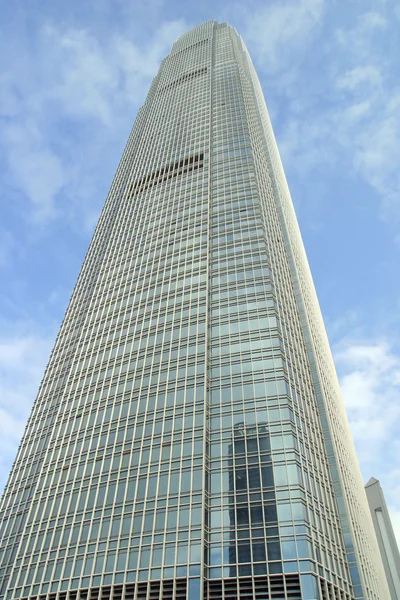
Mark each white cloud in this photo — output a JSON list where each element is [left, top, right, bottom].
[[334, 13, 400, 215], [0, 18, 188, 225], [334, 339, 400, 545], [45, 26, 120, 126], [0, 331, 54, 491], [0, 15, 191, 492], [277, 117, 332, 176], [277, 8, 400, 222], [351, 92, 400, 218], [281, 85, 400, 221], [336, 65, 382, 91], [41, 19, 188, 125], [335, 341, 400, 439], [360, 11, 387, 30], [2, 120, 67, 221], [242, 0, 325, 72], [341, 99, 372, 122], [336, 10, 387, 50]]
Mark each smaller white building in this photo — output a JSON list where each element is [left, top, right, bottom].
[[365, 478, 400, 600]]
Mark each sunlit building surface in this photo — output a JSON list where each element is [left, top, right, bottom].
[[0, 21, 389, 600], [365, 478, 400, 600]]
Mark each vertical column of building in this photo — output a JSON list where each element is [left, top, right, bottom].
[[0, 22, 213, 600], [0, 51, 163, 600], [207, 23, 300, 599], [226, 27, 362, 600], [232, 30, 389, 600], [258, 44, 386, 600], [129, 22, 212, 599], [0, 19, 391, 600], [0, 88, 153, 599]]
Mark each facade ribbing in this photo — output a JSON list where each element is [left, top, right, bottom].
[[0, 21, 389, 600]]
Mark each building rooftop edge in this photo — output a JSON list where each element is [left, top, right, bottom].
[[365, 477, 380, 488]]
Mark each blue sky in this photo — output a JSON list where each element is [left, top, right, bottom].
[[1, 0, 400, 544]]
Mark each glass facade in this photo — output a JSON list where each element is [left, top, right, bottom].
[[0, 20, 389, 600]]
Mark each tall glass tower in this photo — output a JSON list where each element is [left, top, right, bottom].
[[0, 21, 389, 600]]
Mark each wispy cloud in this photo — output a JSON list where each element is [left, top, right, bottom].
[[0, 0, 399, 558], [333, 10, 400, 220], [336, 10, 388, 49], [336, 65, 382, 91], [334, 337, 400, 545], [242, 0, 325, 72], [268, 5, 400, 224], [0, 18, 188, 227], [0, 12, 190, 492], [2, 119, 67, 221], [0, 330, 54, 490], [40, 20, 187, 126]]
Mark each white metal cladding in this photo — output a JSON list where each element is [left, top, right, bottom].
[[0, 20, 389, 600]]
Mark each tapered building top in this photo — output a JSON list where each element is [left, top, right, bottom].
[[0, 21, 389, 600]]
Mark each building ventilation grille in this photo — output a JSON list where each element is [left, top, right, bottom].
[[170, 39, 208, 57], [19, 579, 187, 600], [128, 153, 204, 198], [159, 67, 207, 92], [14, 574, 353, 600], [205, 574, 302, 599]]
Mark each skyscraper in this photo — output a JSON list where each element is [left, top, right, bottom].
[[0, 20, 389, 600], [365, 478, 400, 600]]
